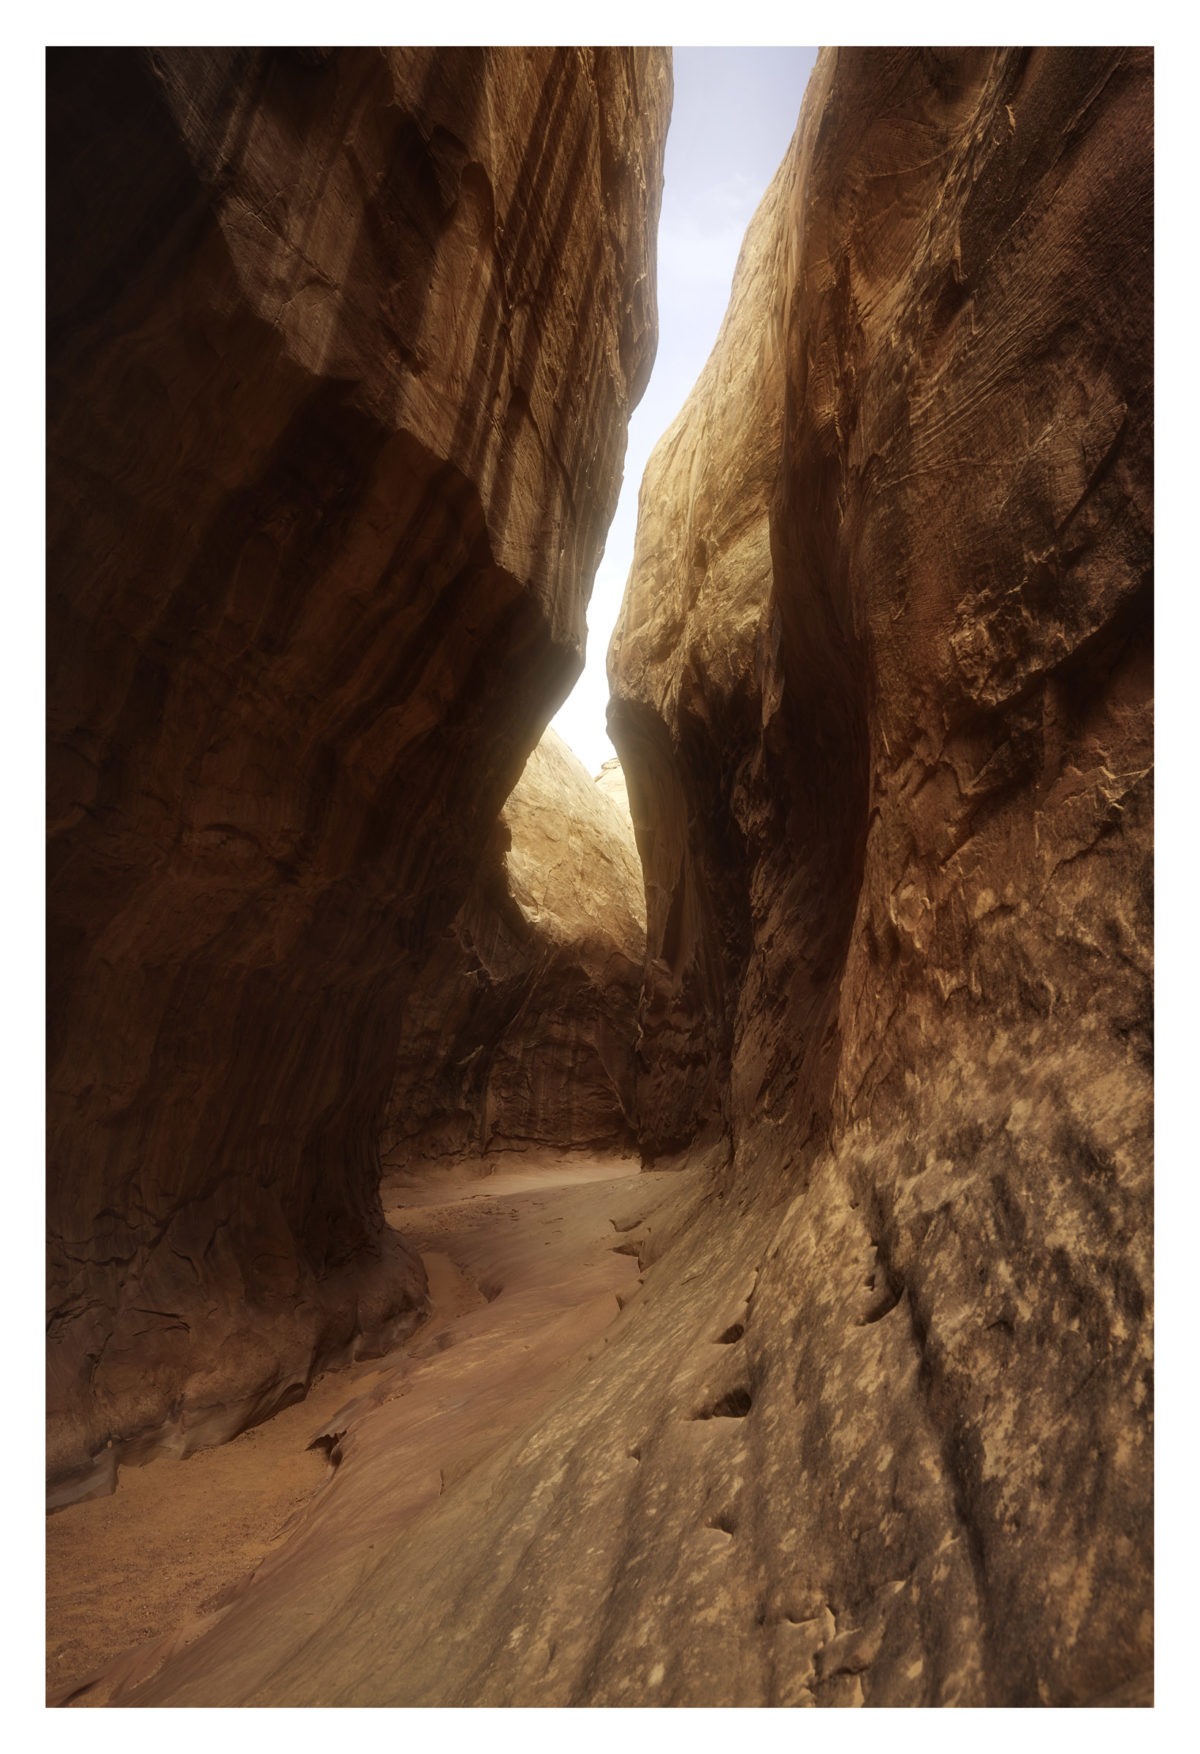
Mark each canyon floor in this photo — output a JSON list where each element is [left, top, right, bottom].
[[46, 1148, 669, 1707]]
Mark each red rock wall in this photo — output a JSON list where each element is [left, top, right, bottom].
[[47, 47, 669, 1501], [382, 730, 646, 1161], [45, 46, 1153, 1709], [603, 45, 1152, 1702]]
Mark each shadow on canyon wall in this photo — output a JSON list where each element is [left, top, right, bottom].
[[46, 45, 1151, 1707]]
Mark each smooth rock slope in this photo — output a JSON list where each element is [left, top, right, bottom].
[[47, 46, 670, 1504]]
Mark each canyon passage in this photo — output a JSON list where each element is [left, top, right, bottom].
[[46, 46, 1152, 1707]]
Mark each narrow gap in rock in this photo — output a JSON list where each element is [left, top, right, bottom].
[[44, 40, 1152, 1710]]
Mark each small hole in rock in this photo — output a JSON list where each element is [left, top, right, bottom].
[[306, 1429, 346, 1469], [694, 1386, 752, 1420], [860, 1285, 901, 1324], [716, 1322, 745, 1345]]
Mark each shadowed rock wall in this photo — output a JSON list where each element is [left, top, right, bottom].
[[47, 46, 670, 1502], [382, 729, 646, 1159]]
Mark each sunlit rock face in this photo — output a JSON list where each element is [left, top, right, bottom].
[[46, 46, 670, 1504], [383, 729, 646, 1159], [604, 46, 1153, 1704], [607, 137, 792, 1161]]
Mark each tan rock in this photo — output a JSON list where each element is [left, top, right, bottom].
[[608, 45, 1153, 1705], [382, 727, 646, 1159], [608, 120, 792, 1158], [48, 46, 1153, 1711], [46, 46, 670, 1504], [595, 755, 634, 821]]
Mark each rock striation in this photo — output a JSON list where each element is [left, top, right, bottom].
[[50, 47, 1152, 1711], [46, 46, 670, 1503], [606, 45, 1154, 1704], [382, 729, 646, 1160]]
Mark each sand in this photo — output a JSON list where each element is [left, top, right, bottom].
[[45, 1150, 642, 1705]]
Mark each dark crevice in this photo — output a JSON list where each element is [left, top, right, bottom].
[[694, 1386, 752, 1421], [306, 1428, 347, 1470]]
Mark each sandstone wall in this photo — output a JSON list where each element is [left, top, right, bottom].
[[46, 46, 669, 1501], [604, 45, 1153, 1703], [608, 145, 793, 1159], [49, 47, 1152, 1709], [382, 729, 646, 1159]]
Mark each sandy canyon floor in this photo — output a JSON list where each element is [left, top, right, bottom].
[[46, 1149, 663, 1706]]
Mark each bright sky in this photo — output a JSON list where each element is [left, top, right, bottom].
[[551, 45, 819, 775]]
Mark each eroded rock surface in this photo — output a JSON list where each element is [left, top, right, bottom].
[[607, 45, 1153, 1704], [382, 729, 646, 1160], [46, 46, 669, 1503], [51, 46, 1152, 1710]]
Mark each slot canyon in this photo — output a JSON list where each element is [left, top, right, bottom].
[[46, 45, 1152, 1708]]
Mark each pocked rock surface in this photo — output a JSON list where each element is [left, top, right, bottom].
[[608, 45, 1152, 1704]]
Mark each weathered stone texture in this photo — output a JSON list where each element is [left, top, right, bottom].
[[608, 141, 793, 1159], [382, 728, 646, 1159], [607, 45, 1153, 1704], [52, 46, 1152, 1711], [46, 46, 669, 1502]]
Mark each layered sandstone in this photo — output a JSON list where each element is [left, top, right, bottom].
[[382, 729, 646, 1160], [46, 46, 670, 1503], [607, 45, 1153, 1703], [54, 47, 1151, 1711]]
